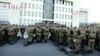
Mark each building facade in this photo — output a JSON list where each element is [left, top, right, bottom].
[[20, 0, 44, 25], [53, 0, 73, 27], [0, 1, 10, 24], [0, 0, 82, 27], [79, 8, 88, 27]]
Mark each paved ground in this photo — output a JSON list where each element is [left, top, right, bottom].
[[0, 39, 100, 56]]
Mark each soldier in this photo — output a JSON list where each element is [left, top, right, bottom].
[[7, 26, 15, 45], [58, 27, 66, 46], [88, 30, 96, 53], [73, 29, 81, 54], [13, 25, 19, 43], [63, 28, 69, 46], [20, 26, 25, 39], [23, 29, 28, 46], [54, 27, 59, 46], [0, 26, 5, 46], [68, 28, 74, 49], [42, 26, 49, 43], [32, 26, 36, 43], [36, 26, 42, 43], [80, 28, 86, 50], [85, 27, 90, 45], [27, 26, 34, 45]]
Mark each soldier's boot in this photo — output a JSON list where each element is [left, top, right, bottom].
[[0, 41, 3, 46], [37, 37, 41, 43], [75, 46, 80, 54], [24, 38, 28, 46], [45, 40, 47, 43], [28, 42, 32, 45], [9, 37, 13, 45], [42, 37, 47, 43], [37, 39, 41, 43]]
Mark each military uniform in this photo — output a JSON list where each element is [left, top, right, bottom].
[[7, 26, 15, 45], [68, 29, 74, 49], [80, 29, 86, 49], [54, 27, 59, 45], [88, 30, 96, 53], [43, 27, 49, 43], [27, 27, 34, 44], [36, 27, 42, 43], [85, 28, 90, 45], [0, 26, 5, 46], [58, 27, 65, 45], [73, 29, 81, 53]]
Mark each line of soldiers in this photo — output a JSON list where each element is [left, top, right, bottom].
[[24, 25, 50, 46], [49, 25, 100, 54], [0, 25, 19, 46], [0, 23, 100, 54]]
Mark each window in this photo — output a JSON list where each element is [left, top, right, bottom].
[[59, 14, 61, 19], [71, 8, 73, 13], [20, 11, 22, 16], [36, 4, 38, 9], [28, 11, 30, 16], [68, 1, 70, 5], [59, 0, 62, 4], [71, 15, 72, 20], [68, 8, 70, 12], [32, 4, 34, 9], [62, 14, 64, 19], [35, 12, 38, 17], [68, 15, 70, 19], [39, 12, 41, 17], [56, 14, 58, 18], [65, 15, 67, 19], [56, 0, 59, 4], [24, 3, 27, 9], [59, 7, 61, 11], [65, 8, 67, 12], [31, 20, 33, 24], [71, 2, 73, 6], [63, 7, 64, 12], [39, 4, 42, 9], [66, 1, 67, 5], [28, 3, 31, 8], [32, 12, 34, 16], [23, 19, 26, 24], [56, 6, 58, 11], [27, 19, 30, 24], [64, 1, 66, 5], [24, 11, 27, 16]]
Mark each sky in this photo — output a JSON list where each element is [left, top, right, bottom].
[[80, 0, 100, 23]]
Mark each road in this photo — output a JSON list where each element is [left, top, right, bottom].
[[0, 39, 100, 56]]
